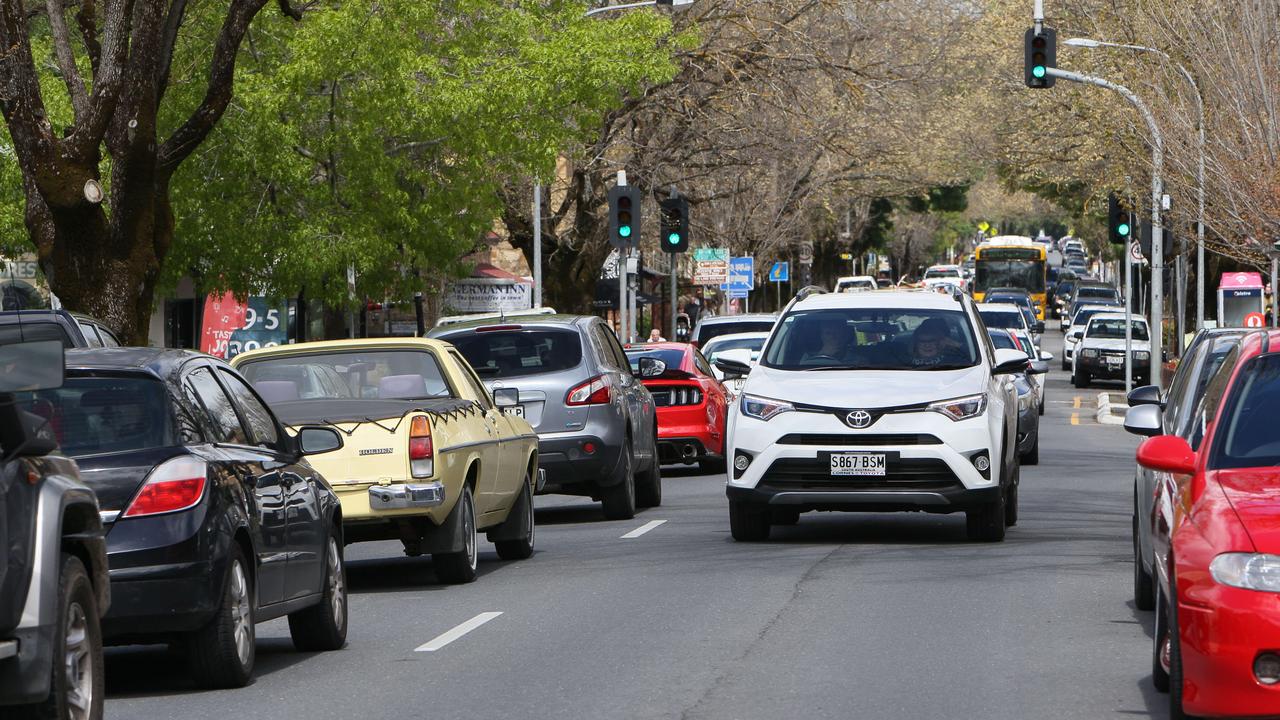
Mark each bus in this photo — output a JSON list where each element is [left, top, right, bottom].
[[972, 237, 1048, 318]]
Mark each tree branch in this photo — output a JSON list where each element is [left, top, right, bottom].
[[157, 0, 271, 174], [66, 0, 135, 160], [0, 0, 57, 162], [74, 0, 100, 74], [45, 0, 89, 118], [277, 0, 303, 21], [155, 0, 189, 104]]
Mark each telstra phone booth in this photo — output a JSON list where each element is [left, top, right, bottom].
[[1218, 272, 1266, 327]]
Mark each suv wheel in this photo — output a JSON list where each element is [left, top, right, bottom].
[[1072, 369, 1090, 388], [1004, 460, 1020, 527], [967, 457, 1008, 542], [635, 437, 662, 509], [288, 534, 348, 651], [601, 438, 637, 520], [189, 545, 255, 688], [729, 500, 770, 541], [26, 554, 103, 720]]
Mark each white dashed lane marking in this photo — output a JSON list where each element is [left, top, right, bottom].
[[414, 612, 503, 652], [619, 520, 667, 539]]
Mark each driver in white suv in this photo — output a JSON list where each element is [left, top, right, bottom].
[[715, 289, 1036, 543]]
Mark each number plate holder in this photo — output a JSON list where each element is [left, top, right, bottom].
[[822, 451, 896, 477]]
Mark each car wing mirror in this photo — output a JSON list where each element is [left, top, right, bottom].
[[1069, 331, 1083, 341], [1126, 384, 1163, 408], [1027, 360, 1049, 375], [1123, 404, 1163, 438], [1034, 321, 1046, 334], [993, 348, 1030, 375], [1039, 351, 1054, 362], [1136, 434, 1196, 475], [492, 387, 520, 408], [297, 426, 343, 455]]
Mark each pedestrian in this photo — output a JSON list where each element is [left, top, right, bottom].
[[648, 328, 666, 342]]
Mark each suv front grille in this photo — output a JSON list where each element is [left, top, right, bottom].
[[761, 457, 960, 489], [777, 433, 942, 446]]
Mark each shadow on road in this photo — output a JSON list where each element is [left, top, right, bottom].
[[344, 553, 505, 594], [104, 637, 315, 699]]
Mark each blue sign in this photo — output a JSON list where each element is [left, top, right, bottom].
[[726, 257, 754, 292], [727, 290, 749, 299], [769, 261, 789, 282]]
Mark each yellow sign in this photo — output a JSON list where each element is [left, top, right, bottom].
[[839, 253, 852, 260], [977, 221, 990, 232]]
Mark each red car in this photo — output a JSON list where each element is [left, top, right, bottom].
[[624, 343, 728, 472], [1138, 329, 1280, 719]]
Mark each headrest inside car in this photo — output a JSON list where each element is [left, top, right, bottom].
[[254, 380, 300, 403], [378, 374, 428, 400]]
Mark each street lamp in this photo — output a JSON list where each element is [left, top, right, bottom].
[[1064, 36, 1207, 337], [531, 0, 696, 309]]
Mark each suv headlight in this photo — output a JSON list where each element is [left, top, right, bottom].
[[926, 393, 987, 421], [1081, 348, 1099, 358], [1210, 553, 1280, 593], [1135, 351, 1150, 360], [741, 394, 794, 422]]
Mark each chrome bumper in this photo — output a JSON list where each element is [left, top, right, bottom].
[[368, 482, 445, 509]]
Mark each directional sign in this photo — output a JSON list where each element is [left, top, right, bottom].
[[769, 261, 789, 282], [726, 257, 754, 292], [692, 248, 729, 262], [727, 290, 749, 299]]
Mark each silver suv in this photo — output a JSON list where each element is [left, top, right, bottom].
[[431, 315, 661, 520]]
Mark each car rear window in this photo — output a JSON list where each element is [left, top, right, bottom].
[[1213, 354, 1280, 469], [446, 329, 583, 378], [697, 321, 775, 345], [979, 310, 1023, 330], [19, 376, 174, 457], [1077, 287, 1116, 300], [239, 350, 453, 400], [0, 322, 73, 348]]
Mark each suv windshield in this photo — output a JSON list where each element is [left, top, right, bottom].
[[1213, 354, 1280, 469], [762, 308, 979, 371], [19, 376, 174, 457], [239, 350, 452, 400], [1086, 319, 1150, 341], [446, 328, 582, 378]]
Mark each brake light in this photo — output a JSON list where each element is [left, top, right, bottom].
[[123, 456, 208, 518], [476, 325, 523, 333], [410, 415, 433, 478], [566, 375, 612, 406]]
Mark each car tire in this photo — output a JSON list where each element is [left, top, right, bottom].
[[288, 534, 348, 652], [1168, 576, 1197, 719], [189, 545, 255, 689], [1073, 369, 1090, 388], [494, 478, 536, 561], [434, 485, 479, 584], [1061, 357, 1070, 371], [729, 500, 770, 541], [1020, 433, 1039, 466], [1153, 581, 1171, 693], [601, 438, 637, 521], [635, 443, 663, 509], [21, 553, 104, 720], [1038, 396, 1046, 416], [967, 461, 1007, 542], [1004, 462, 1020, 527], [1133, 512, 1155, 612]]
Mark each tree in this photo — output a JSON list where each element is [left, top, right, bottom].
[[0, 0, 307, 341]]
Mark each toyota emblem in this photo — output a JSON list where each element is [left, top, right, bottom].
[[846, 410, 873, 428]]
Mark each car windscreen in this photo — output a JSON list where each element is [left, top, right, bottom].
[[762, 308, 979, 371], [1212, 354, 1280, 469], [1086, 319, 1150, 341], [18, 375, 174, 457], [979, 310, 1023, 330], [697, 321, 775, 345], [1071, 308, 1108, 327], [702, 336, 767, 361], [444, 329, 582, 378], [239, 350, 453, 400], [924, 269, 959, 278], [624, 348, 685, 373], [987, 330, 1017, 350]]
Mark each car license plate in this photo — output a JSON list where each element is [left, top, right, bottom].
[[1106, 356, 1123, 366], [829, 453, 886, 477], [504, 405, 525, 418]]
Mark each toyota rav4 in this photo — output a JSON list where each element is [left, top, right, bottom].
[[715, 289, 1027, 542]]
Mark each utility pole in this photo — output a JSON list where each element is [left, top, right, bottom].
[[532, 182, 542, 308], [1047, 67, 1164, 386]]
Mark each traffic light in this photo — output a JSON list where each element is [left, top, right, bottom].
[[658, 193, 689, 254], [1108, 192, 1133, 245], [607, 185, 642, 249], [1024, 27, 1057, 88]]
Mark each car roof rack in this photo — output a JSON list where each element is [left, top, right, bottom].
[[794, 285, 828, 301]]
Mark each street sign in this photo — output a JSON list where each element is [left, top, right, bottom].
[[727, 290, 748, 299], [798, 241, 814, 266], [692, 248, 728, 262], [725, 257, 754, 292], [1245, 312, 1266, 328], [769, 261, 789, 282], [1129, 241, 1146, 264]]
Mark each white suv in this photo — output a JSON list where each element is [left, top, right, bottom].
[[714, 289, 1027, 542]]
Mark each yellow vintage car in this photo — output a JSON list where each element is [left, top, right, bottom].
[[231, 338, 539, 584]]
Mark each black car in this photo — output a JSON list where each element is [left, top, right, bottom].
[[19, 348, 349, 688], [0, 310, 120, 348]]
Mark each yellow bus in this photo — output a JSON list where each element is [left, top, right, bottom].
[[972, 237, 1048, 319]]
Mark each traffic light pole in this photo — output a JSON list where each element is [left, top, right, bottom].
[[1047, 67, 1164, 387]]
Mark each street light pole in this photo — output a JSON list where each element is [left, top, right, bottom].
[[1047, 67, 1164, 386], [1064, 37, 1206, 334]]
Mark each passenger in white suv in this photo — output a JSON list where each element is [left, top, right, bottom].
[[714, 289, 1033, 543]]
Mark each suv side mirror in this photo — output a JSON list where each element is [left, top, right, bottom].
[[1126, 384, 1163, 408], [492, 387, 520, 408], [1124, 404, 1163, 437], [1070, 331, 1083, 342], [1034, 320, 1046, 334], [296, 426, 343, 455], [993, 348, 1030, 375], [714, 348, 753, 379]]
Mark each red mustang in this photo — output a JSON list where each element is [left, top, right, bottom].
[[1138, 329, 1280, 719], [624, 343, 728, 473]]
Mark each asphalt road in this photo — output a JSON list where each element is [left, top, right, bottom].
[[104, 329, 1165, 720]]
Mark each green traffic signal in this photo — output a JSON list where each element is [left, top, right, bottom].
[[1117, 222, 1130, 237], [620, 225, 632, 238], [1032, 66, 1046, 79], [667, 232, 680, 245]]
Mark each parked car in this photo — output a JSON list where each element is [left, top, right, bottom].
[[0, 309, 120, 348], [623, 343, 728, 472], [0, 340, 110, 720], [690, 313, 778, 349], [835, 276, 877, 293], [1070, 313, 1152, 387], [923, 264, 966, 291], [429, 316, 661, 520], [1123, 328, 1247, 611], [18, 348, 349, 688], [1062, 304, 1124, 369], [1133, 329, 1280, 719], [987, 329, 1045, 465], [718, 289, 1024, 542], [234, 337, 541, 581]]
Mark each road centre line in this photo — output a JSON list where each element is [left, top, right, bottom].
[[414, 612, 503, 652], [620, 519, 667, 539]]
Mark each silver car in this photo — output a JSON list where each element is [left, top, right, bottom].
[[1123, 328, 1246, 611], [430, 315, 661, 520]]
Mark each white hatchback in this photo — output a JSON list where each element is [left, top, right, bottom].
[[715, 290, 1027, 542]]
